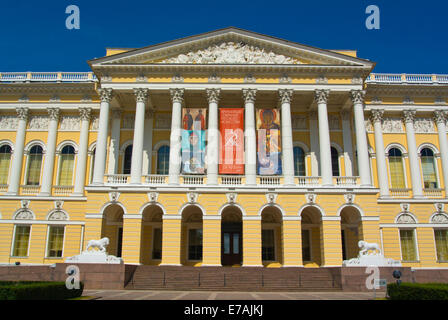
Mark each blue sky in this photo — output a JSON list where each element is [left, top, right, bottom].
[[1, 0, 447, 73]]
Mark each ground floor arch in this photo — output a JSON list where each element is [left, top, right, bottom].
[[221, 205, 243, 266], [340, 206, 363, 260], [100, 203, 124, 258], [140, 204, 164, 265], [300, 206, 323, 267], [181, 205, 204, 266], [260, 205, 283, 266]]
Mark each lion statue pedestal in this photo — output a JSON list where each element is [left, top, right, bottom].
[[65, 237, 123, 264], [343, 240, 401, 267]]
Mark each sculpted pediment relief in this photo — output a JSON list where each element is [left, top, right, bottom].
[[158, 42, 302, 65]]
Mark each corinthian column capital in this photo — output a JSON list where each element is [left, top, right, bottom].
[[314, 89, 330, 104], [47, 107, 60, 121], [402, 110, 416, 124], [350, 90, 366, 104], [206, 88, 220, 104], [278, 89, 293, 104], [16, 107, 29, 121], [98, 88, 113, 103], [134, 88, 149, 103], [370, 109, 384, 124], [434, 110, 447, 124], [79, 107, 92, 121], [170, 88, 184, 104], [243, 89, 257, 103]]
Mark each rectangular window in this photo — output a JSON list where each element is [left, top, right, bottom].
[[58, 154, 75, 186], [152, 228, 162, 260], [188, 229, 203, 260], [302, 229, 311, 262], [0, 152, 11, 185], [389, 157, 405, 188], [26, 154, 43, 185], [12, 225, 31, 257], [400, 229, 417, 261], [47, 226, 64, 258], [262, 229, 275, 261], [435, 229, 448, 262]]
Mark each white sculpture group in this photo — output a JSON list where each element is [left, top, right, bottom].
[[65, 237, 123, 264], [343, 240, 401, 267]]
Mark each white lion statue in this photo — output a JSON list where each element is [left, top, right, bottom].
[[86, 237, 110, 252], [358, 240, 381, 256]]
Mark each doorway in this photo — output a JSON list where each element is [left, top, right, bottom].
[[222, 223, 242, 266]]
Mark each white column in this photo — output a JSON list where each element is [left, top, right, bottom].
[[206, 88, 220, 185], [107, 109, 122, 175], [92, 88, 113, 185], [7, 107, 28, 195], [341, 111, 354, 177], [39, 108, 60, 196], [434, 110, 448, 196], [243, 89, 257, 185], [309, 111, 319, 176], [351, 90, 372, 186], [371, 109, 389, 197], [315, 89, 333, 186], [403, 110, 424, 198], [279, 89, 295, 185], [130, 88, 148, 184], [168, 88, 184, 185], [142, 109, 154, 175], [73, 108, 91, 196]]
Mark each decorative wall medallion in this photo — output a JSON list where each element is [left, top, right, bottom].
[[28, 115, 49, 130], [160, 42, 301, 64], [344, 193, 355, 204], [0, 115, 18, 130], [21, 200, 30, 209], [265, 193, 277, 204], [305, 193, 316, 204], [54, 200, 64, 210], [435, 203, 444, 213], [400, 203, 410, 212], [226, 193, 237, 204], [60, 116, 80, 131], [187, 192, 198, 203], [396, 213, 416, 224], [109, 192, 120, 202], [148, 192, 159, 203]]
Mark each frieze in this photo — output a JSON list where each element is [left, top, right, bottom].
[[160, 42, 301, 65], [155, 113, 171, 129], [60, 116, 80, 131], [292, 115, 307, 130], [0, 115, 18, 130], [414, 118, 435, 133], [28, 115, 49, 130]]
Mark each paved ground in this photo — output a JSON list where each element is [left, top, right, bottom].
[[83, 289, 386, 300]]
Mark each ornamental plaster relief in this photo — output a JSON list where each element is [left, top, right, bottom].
[[0, 115, 18, 130], [160, 42, 301, 65], [28, 115, 49, 130], [414, 118, 435, 133], [60, 116, 80, 131]]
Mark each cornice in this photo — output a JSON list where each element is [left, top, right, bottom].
[[0, 82, 97, 95], [366, 83, 448, 97]]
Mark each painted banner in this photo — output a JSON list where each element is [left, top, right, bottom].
[[219, 108, 245, 174], [181, 108, 206, 174], [256, 109, 282, 175]]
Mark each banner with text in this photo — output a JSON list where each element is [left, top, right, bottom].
[[181, 108, 206, 174], [219, 108, 245, 174], [256, 109, 282, 175]]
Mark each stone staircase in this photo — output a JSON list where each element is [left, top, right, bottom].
[[125, 266, 342, 291]]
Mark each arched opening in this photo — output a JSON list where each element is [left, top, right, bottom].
[[123, 144, 133, 174], [221, 206, 243, 266], [293, 146, 306, 176], [420, 148, 438, 189], [388, 147, 406, 188], [26, 145, 44, 185], [58, 145, 76, 186], [260, 206, 283, 266], [157, 145, 170, 174], [140, 205, 163, 265], [181, 205, 203, 266], [300, 206, 323, 267], [0, 144, 12, 185], [340, 206, 362, 260], [331, 147, 340, 176], [101, 204, 124, 258]]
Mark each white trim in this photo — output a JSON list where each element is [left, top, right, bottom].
[[13, 208, 36, 220], [178, 203, 206, 216], [336, 203, 365, 217], [24, 140, 47, 153], [217, 203, 246, 217], [202, 215, 221, 220], [395, 211, 419, 224], [385, 143, 407, 154], [99, 201, 127, 217], [55, 140, 79, 154], [361, 216, 380, 221], [0, 220, 85, 225], [139, 202, 167, 216], [417, 143, 440, 155], [429, 212, 448, 223], [381, 223, 448, 228], [258, 203, 285, 217], [162, 214, 182, 220], [321, 216, 341, 221], [242, 216, 262, 221], [283, 216, 301, 221], [123, 214, 143, 219], [298, 203, 325, 217], [46, 208, 70, 221]]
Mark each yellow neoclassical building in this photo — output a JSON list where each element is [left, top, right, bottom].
[[0, 27, 447, 269]]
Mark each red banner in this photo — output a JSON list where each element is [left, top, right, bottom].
[[219, 108, 245, 174]]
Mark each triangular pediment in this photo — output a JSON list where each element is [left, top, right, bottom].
[[89, 27, 375, 69]]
